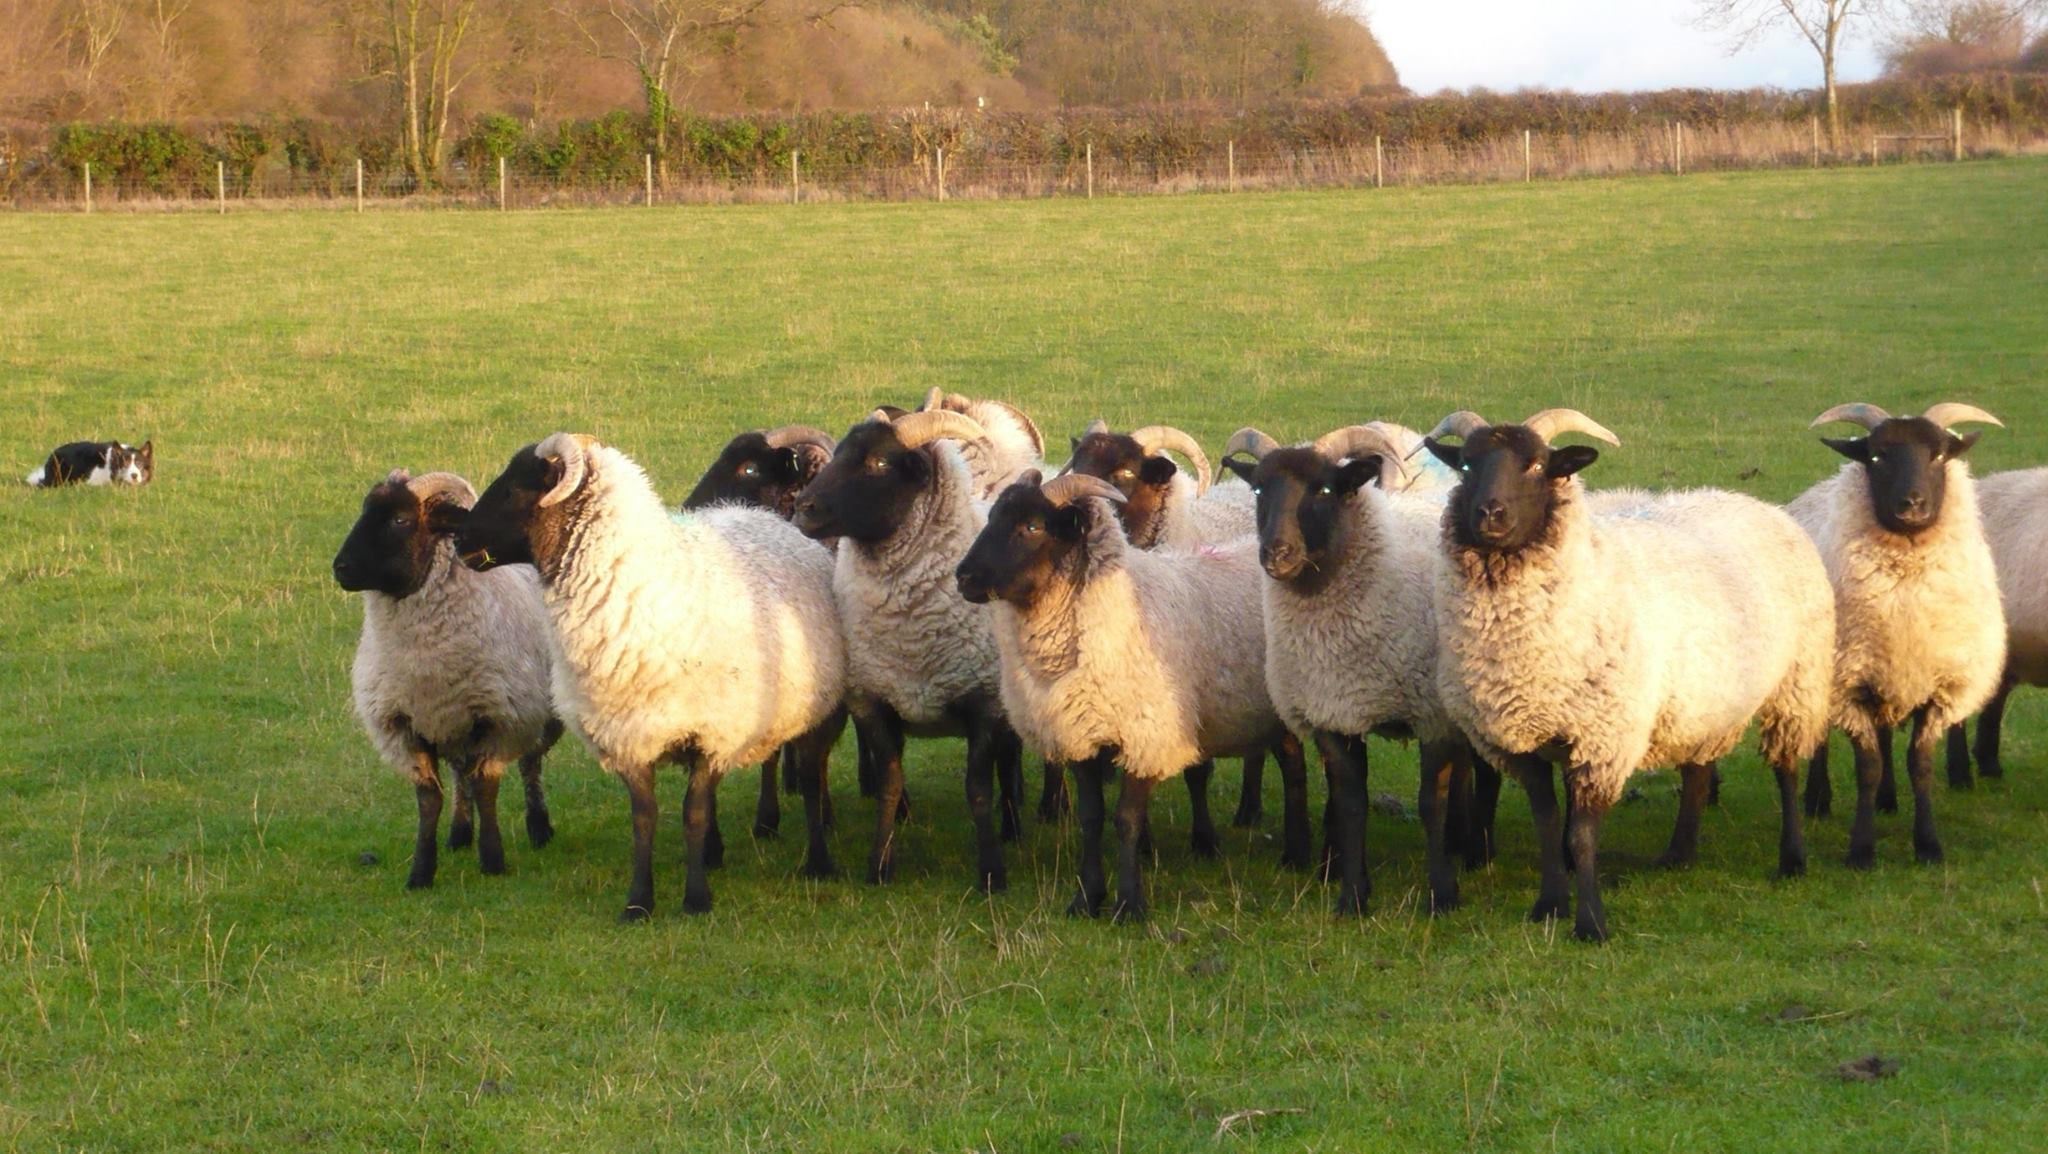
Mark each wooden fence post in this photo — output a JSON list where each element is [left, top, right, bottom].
[[498, 155, 507, 210], [355, 158, 364, 212], [84, 162, 91, 213], [791, 149, 799, 204], [1374, 135, 1383, 188], [1676, 122, 1684, 176], [937, 147, 946, 202], [645, 153, 653, 206], [1085, 143, 1093, 199], [1811, 116, 1820, 167], [1227, 139, 1235, 189], [217, 160, 226, 213], [1953, 106, 1963, 162], [1523, 129, 1531, 182], [1870, 136, 1878, 166]]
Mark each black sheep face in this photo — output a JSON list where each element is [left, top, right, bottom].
[[1065, 432, 1178, 542], [459, 445, 560, 573], [957, 479, 1088, 610], [1821, 417, 1978, 537], [333, 476, 468, 597], [792, 421, 933, 545], [1426, 425, 1599, 554], [1221, 447, 1381, 591], [683, 432, 820, 518]]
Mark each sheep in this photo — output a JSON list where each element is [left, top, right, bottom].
[[1786, 402, 2007, 868], [1946, 466, 2048, 784], [332, 469, 562, 890], [457, 433, 847, 919], [792, 407, 1029, 892], [1220, 424, 1501, 917], [1422, 409, 1835, 942], [956, 471, 1310, 922], [1058, 420, 1276, 831], [916, 387, 1046, 497], [681, 424, 845, 839]]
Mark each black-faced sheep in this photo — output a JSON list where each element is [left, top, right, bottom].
[[1947, 466, 2048, 784]]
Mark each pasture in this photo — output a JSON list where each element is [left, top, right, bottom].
[[4, 160, 2047, 1151]]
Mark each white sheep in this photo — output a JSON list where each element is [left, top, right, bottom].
[[1947, 466, 2048, 783], [957, 471, 1303, 922], [332, 469, 562, 889], [1786, 402, 2007, 868], [917, 387, 1045, 496], [793, 406, 1027, 893], [1220, 424, 1500, 917], [1423, 409, 1835, 942], [457, 433, 848, 919]]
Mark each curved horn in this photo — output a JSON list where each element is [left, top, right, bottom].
[[1312, 424, 1414, 488], [1041, 473, 1128, 507], [535, 432, 590, 508], [889, 409, 989, 450], [1522, 409, 1621, 447], [920, 386, 947, 412], [1130, 425, 1212, 494], [407, 470, 478, 510], [1083, 418, 1110, 437], [1920, 402, 2003, 430], [1809, 403, 1891, 431], [762, 425, 837, 454], [1423, 411, 1490, 443], [1223, 427, 1281, 461]]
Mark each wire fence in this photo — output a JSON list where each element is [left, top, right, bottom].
[[10, 113, 2037, 213]]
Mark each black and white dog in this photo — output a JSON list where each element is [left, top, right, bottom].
[[26, 440, 155, 487]]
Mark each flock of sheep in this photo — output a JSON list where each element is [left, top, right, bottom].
[[329, 389, 2044, 941]]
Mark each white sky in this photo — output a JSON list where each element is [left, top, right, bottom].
[[1366, 0, 1887, 93]]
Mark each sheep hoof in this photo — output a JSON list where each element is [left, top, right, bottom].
[[1653, 849, 1696, 870], [479, 854, 506, 876], [1066, 892, 1104, 919], [1979, 758, 2003, 779], [526, 818, 555, 848], [1189, 833, 1220, 861], [1778, 854, 1808, 879], [867, 859, 895, 886], [405, 874, 435, 891], [1875, 791, 1898, 815], [800, 856, 840, 881], [1427, 890, 1458, 917], [753, 820, 781, 840], [1915, 840, 1944, 865], [1334, 892, 1368, 918], [978, 871, 1009, 895], [1230, 806, 1263, 830], [1111, 899, 1147, 925], [1527, 896, 1568, 922], [618, 904, 651, 923], [1572, 918, 1609, 944], [681, 891, 713, 915], [447, 825, 473, 851], [1845, 845, 1876, 871]]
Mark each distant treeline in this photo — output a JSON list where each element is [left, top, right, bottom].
[[6, 72, 2046, 198]]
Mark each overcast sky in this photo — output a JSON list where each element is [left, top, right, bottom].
[[1368, 0, 1887, 93]]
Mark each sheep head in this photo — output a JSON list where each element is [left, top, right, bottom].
[[683, 425, 837, 519], [1062, 422, 1210, 547], [1221, 425, 1402, 590], [460, 433, 597, 578], [1423, 409, 1619, 554], [793, 408, 989, 545], [957, 469, 1124, 610], [1812, 401, 2001, 536], [334, 468, 479, 597]]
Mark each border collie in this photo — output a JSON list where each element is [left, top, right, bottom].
[[26, 440, 155, 487]]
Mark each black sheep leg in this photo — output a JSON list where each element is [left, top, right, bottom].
[[1067, 756, 1109, 917], [1039, 762, 1069, 823], [1418, 738, 1462, 915], [1113, 773, 1158, 923], [472, 765, 506, 876], [793, 710, 845, 880], [620, 762, 659, 920], [1184, 760, 1220, 860], [1512, 754, 1569, 923], [407, 751, 443, 890], [1656, 761, 1713, 869], [1276, 733, 1314, 872], [1804, 739, 1833, 819], [1319, 731, 1371, 917], [1467, 753, 1502, 867], [520, 730, 556, 848], [1974, 676, 2015, 779], [1774, 757, 1807, 877], [1908, 709, 1944, 864], [1319, 755, 1339, 883], [1876, 722, 1899, 814], [964, 712, 1008, 894], [1564, 773, 1611, 943], [1707, 762, 1722, 807], [681, 766, 718, 914], [1232, 748, 1266, 829], [996, 726, 1025, 843], [861, 706, 907, 884], [447, 768, 474, 851], [754, 751, 782, 839], [702, 790, 725, 870], [1844, 727, 1885, 870], [1946, 723, 1971, 789]]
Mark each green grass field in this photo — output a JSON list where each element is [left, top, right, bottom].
[[4, 161, 2047, 1151]]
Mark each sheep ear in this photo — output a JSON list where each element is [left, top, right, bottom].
[[1220, 454, 1258, 484], [1821, 436, 1870, 463], [895, 448, 931, 486], [1138, 456, 1177, 487], [1050, 503, 1089, 541], [1332, 456, 1381, 494], [1546, 445, 1599, 479], [1944, 430, 1982, 459], [425, 500, 470, 535], [1422, 437, 1463, 471], [1069, 435, 1083, 452]]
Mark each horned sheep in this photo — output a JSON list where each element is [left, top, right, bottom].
[[1947, 466, 2048, 783]]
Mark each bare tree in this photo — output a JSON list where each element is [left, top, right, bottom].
[[141, 0, 194, 117], [560, 0, 769, 182], [67, 0, 125, 109], [1695, 0, 1877, 149], [338, 0, 483, 187]]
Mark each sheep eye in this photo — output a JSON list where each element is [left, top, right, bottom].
[[1021, 519, 1043, 537], [1250, 485, 1262, 496], [1114, 469, 1135, 483], [1318, 485, 1333, 496], [740, 462, 760, 478], [391, 514, 413, 528], [865, 457, 889, 475]]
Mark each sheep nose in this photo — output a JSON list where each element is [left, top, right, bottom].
[[1896, 491, 1928, 519], [1261, 541, 1303, 578]]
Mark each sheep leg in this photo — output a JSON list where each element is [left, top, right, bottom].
[[620, 762, 659, 921], [1656, 762, 1713, 869], [1875, 722, 1899, 814], [471, 762, 507, 876], [1231, 748, 1265, 829], [1039, 761, 1070, 823], [1184, 760, 1220, 860], [1564, 776, 1610, 944], [1113, 773, 1157, 924], [856, 714, 883, 799], [1513, 755, 1569, 923], [1707, 763, 1722, 808], [754, 751, 782, 840], [1945, 724, 1971, 789], [1067, 756, 1109, 918], [1804, 740, 1833, 820], [1908, 709, 1944, 864], [995, 725, 1025, 844], [1320, 731, 1372, 917], [864, 707, 907, 885], [702, 791, 726, 870], [1443, 749, 1472, 863], [519, 744, 554, 849], [1276, 733, 1314, 872], [447, 769, 475, 851], [793, 711, 843, 880], [1973, 675, 2015, 779], [682, 768, 718, 915], [407, 751, 443, 890], [1318, 756, 1338, 883], [1468, 753, 1502, 867], [1844, 729, 1885, 870], [964, 714, 1009, 894], [1774, 757, 1808, 878], [1418, 738, 1465, 916]]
